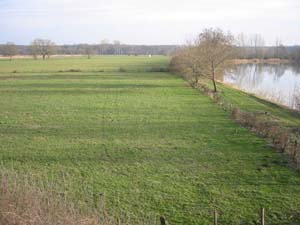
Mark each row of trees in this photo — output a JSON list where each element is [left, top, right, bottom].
[[1, 42, 18, 60], [29, 39, 55, 60], [0, 39, 55, 60], [170, 28, 235, 92], [0, 41, 177, 60], [170, 29, 300, 92], [55, 42, 175, 56], [235, 33, 300, 60], [1, 35, 300, 62]]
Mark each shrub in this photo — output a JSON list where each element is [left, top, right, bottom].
[[68, 69, 82, 72], [231, 107, 241, 120], [148, 67, 169, 72], [59, 69, 82, 72]]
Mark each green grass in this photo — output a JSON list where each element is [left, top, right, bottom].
[[0, 55, 169, 73], [0, 56, 300, 224], [217, 83, 300, 126]]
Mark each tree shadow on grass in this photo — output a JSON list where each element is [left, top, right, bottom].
[[0, 83, 166, 89], [0, 88, 140, 96], [0, 73, 175, 81]]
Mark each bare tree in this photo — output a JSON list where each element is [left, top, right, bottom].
[[3, 42, 18, 61], [29, 42, 39, 60], [82, 44, 93, 59], [113, 40, 122, 55], [251, 34, 265, 59], [30, 39, 55, 60], [277, 43, 287, 60], [170, 45, 202, 83], [274, 38, 281, 58], [170, 28, 234, 92], [236, 33, 248, 59], [195, 28, 235, 92], [45, 40, 55, 59]]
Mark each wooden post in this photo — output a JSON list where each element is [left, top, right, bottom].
[[214, 210, 218, 225], [261, 208, 265, 225], [160, 216, 166, 225]]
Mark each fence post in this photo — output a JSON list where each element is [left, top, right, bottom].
[[160, 216, 166, 225], [261, 208, 265, 225], [214, 210, 218, 225]]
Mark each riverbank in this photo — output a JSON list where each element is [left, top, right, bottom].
[[217, 81, 300, 124], [203, 77, 300, 125], [197, 78, 300, 168]]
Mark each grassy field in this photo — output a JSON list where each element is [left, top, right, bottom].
[[0, 55, 169, 73], [0, 56, 300, 224]]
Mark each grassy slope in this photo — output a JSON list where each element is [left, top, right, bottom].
[[0, 56, 300, 224], [211, 81, 300, 126]]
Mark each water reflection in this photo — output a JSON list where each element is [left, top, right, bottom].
[[223, 64, 300, 110]]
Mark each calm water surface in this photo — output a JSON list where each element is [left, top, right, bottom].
[[223, 64, 300, 110]]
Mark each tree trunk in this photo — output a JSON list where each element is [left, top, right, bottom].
[[42, 54, 46, 60], [212, 78, 217, 92], [193, 64, 198, 84], [211, 61, 217, 92]]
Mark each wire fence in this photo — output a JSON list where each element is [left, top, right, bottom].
[[159, 207, 300, 225]]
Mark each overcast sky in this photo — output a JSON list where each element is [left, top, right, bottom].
[[0, 0, 299, 45]]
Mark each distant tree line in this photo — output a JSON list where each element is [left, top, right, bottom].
[[1, 35, 300, 62], [0, 40, 177, 60], [235, 33, 300, 62]]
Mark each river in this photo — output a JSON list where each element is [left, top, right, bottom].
[[223, 63, 300, 110]]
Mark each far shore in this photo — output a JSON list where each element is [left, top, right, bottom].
[[232, 58, 292, 64]]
